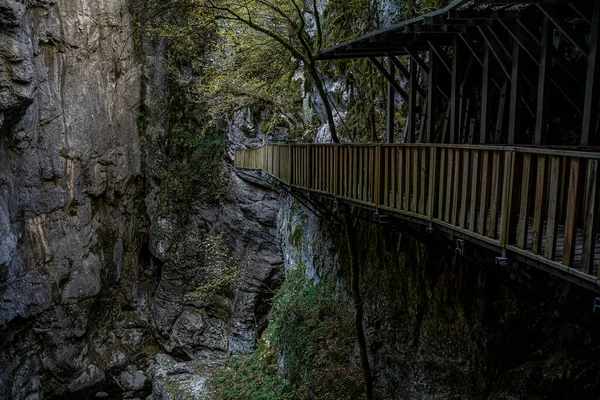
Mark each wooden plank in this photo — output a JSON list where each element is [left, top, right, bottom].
[[562, 158, 580, 266], [469, 150, 480, 232], [452, 149, 461, 226], [534, 18, 552, 145], [428, 147, 438, 220], [405, 148, 412, 211], [334, 146, 340, 196], [545, 156, 561, 260], [412, 147, 419, 212], [375, 146, 382, 207], [383, 148, 389, 207], [517, 154, 533, 249], [420, 147, 427, 215], [352, 147, 357, 199], [581, 0, 600, 146], [370, 147, 375, 203], [582, 159, 599, 274], [532, 155, 546, 254], [358, 147, 364, 201], [438, 148, 446, 220], [500, 151, 514, 247], [445, 149, 454, 222], [460, 150, 470, 229], [489, 151, 501, 239], [398, 148, 404, 209], [391, 148, 397, 208], [478, 151, 490, 235]]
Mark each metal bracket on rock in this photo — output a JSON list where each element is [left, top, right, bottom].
[[455, 239, 465, 255]]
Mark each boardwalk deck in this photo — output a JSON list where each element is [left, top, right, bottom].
[[235, 144, 600, 291]]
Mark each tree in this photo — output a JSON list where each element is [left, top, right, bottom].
[[189, 0, 341, 143]]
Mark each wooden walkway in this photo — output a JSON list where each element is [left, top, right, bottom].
[[235, 144, 600, 291]]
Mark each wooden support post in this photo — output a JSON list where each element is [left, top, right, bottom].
[[545, 156, 561, 260], [534, 18, 552, 145], [387, 57, 395, 144], [500, 152, 515, 247], [420, 147, 427, 214], [517, 154, 533, 249], [438, 148, 447, 220], [450, 35, 461, 144], [334, 145, 340, 197], [508, 39, 521, 145], [428, 147, 438, 219], [451, 149, 461, 225], [480, 42, 491, 144], [460, 150, 470, 229], [563, 158, 580, 267], [375, 146, 381, 207], [426, 46, 436, 143], [582, 159, 599, 274], [478, 151, 490, 235], [489, 151, 501, 239], [532, 155, 546, 255], [470, 150, 480, 232], [581, 1, 600, 146], [407, 57, 418, 143]]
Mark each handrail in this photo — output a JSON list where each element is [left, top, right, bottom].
[[235, 144, 600, 286]]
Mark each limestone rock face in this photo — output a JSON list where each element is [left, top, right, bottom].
[[0, 0, 286, 397], [0, 0, 142, 397]]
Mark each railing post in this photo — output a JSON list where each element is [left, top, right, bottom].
[[307, 145, 312, 191], [582, 159, 599, 274], [375, 146, 381, 208], [334, 145, 340, 197], [288, 145, 292, 185], [499, 151, 515, 247]]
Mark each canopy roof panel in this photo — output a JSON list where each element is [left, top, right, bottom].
[[317, 0, 578, 60]]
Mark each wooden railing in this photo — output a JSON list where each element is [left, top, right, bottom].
[[235, 144, 600, 284]]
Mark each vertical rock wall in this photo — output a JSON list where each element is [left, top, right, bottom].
[[0, 0, 143, 397], [278, 195, 600, 399]]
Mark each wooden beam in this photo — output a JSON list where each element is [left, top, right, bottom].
[[477, 26, 511, 80], [368, 56, 409, 101], [404, 48, 429, 74], [508, 39, 521, 145], [387, 57, 395, 144], [407, 57, 418, 143], [387, 55, 428, 98], [450, 35, 461, 144], [581, 0, 600, 146], [426, 46, 436, 143], [427, 41, 452, 74], [480, 41, 491, 144], [534, 18, 552, 145], [494, 80, 508, 144], [538, 4, 589, 56]]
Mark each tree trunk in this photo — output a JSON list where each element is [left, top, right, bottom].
[[309, 64, 340, 143], [343, 214, 374, 400]]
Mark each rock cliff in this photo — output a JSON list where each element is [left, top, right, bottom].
[[0, 0, 283, 398]]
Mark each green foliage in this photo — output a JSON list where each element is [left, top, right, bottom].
[[216, 265, 364, 400], [161, 126, 227, 212], [186, 234, 244, 301], [217, 339, 293, 400]]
